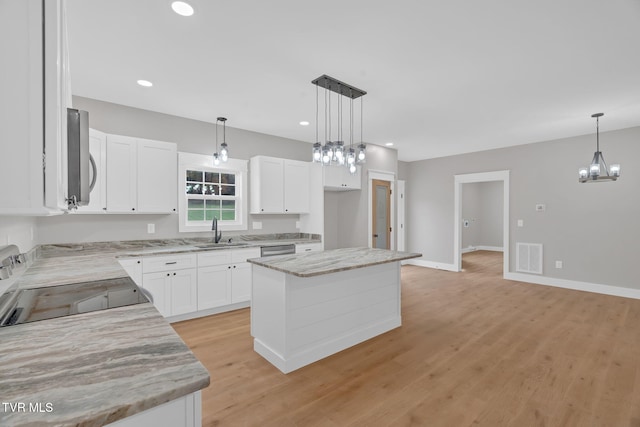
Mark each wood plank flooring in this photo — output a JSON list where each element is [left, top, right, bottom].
[[172, 251, 640, 426]]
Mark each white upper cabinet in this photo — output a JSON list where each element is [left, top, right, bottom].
[[323, 165, 361, 191], [137, 139, 178, 213], [0, 0, 71, 215], [106, 135, 138, 212], [283, 160, 310, 213], [106, 135, 177, 213], [250, 156, 309, 214]]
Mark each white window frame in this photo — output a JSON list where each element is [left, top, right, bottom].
[[178, 152, 248, 232]]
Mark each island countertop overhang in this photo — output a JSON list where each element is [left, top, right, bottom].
[[247, 247, 421, 278]]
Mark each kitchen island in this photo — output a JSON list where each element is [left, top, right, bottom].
[[248, 247, 421, 373]]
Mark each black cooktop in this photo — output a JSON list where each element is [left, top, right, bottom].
[[0, 277, 149, 327]]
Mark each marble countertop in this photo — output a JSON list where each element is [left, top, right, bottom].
[[0, 304, 209, 426], [0, 234, 319, 425], [247, 247, 421, 277]]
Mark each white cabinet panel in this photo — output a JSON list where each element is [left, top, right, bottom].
[[118, 258, 143, 287], [284, 160, 309, 213], [107, 391, 200, 427], [250, 157, 284, 213], [106, 135, 138, 212], [231, 262, 252, 303], [250, 156, 310, 214], [137, 139, 177, 213], [197, 250, 233, 268], [170, 269, 198, 316], [142, 272, 171, 317], [323, 165, 361, 191], [231, 247, 261, 263], [197, 265, 232, 310]]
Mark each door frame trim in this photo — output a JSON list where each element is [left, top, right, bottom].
[[368, 169, 396, 249], [454, 170, 510, 276]]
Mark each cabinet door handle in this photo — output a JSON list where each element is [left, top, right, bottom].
[[233, 265, 236, 268], [165, 261, 177, 265], [166, 273, 170, 277], [132, 208, 135, 211], [173, 273, 176, 276], [228, 266, 231, 269], [305, 248, 312, 251], [137, 260, 141, 264]]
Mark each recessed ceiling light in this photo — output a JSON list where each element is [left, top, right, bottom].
[[171, 1, 194, 16], [299, 121, 310, 126], [385, 142, 394, 146], [137, 79, 153, 87]]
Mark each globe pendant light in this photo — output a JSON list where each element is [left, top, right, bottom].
[[214, 117, 229, 166], [578, 113, 620, 183]]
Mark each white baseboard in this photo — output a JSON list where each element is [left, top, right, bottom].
[[404, 259, 458, 272], [504, 272, 640, 300], [167, 301, 250, 323], [462, 246, 504, 254]]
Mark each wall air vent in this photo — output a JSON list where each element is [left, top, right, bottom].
[[516, 243, 543, 274]]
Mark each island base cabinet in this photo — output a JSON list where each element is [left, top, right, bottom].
[[251, 262, 401, 373], [107, 391, 202, 427]]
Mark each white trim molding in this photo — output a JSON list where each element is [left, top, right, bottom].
[[462, 246, 504, 254], [404, 259, 458, 272], [505, 272, 640, 300], [454, 170, 510, 276], [367, 169, 396, 250]]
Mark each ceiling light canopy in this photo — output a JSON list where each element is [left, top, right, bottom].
[[171, 1, 194, 16], [299, 121, 310, 126], [578, 113, 620, 183], [136, 79, 153, 87], [213, 117, 229, 165], [311, 74, 366, 173]]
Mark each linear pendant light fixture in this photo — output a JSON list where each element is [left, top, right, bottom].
[[578, 113, 620, 183], [311, 75, 367, 173], [213, 117, 229, 166]]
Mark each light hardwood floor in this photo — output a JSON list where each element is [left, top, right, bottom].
[[173, 251, 640, 426]]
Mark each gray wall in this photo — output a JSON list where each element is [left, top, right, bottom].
[[36, 97, 312, 244], [333, 144, 398, 248], [323, 192, 339, 250], [405, 125, 640, 289], [462, 182, 503, 249]]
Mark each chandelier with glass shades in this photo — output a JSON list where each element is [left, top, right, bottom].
[[578, 113, 620, 183], [311, 75, 366, 173], [213, 117, 229, 165]]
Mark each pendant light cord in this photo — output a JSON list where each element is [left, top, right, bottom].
[[315, 83, 319, 143], [596, 115, 600, 153]]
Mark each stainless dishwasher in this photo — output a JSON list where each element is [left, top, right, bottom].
[[260, 244, 296, 257]]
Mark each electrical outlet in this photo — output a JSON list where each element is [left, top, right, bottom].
[[295, 221, 300, 229], [147, 224, 155, 234], [536, 204, 546, 212], [517, 219, 524, 227], [253, 221, 263, 230], [555, 261, 563, 269]]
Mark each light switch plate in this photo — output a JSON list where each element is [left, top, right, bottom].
[[555, 261, 563, 269], [517, 219, 524, 227]]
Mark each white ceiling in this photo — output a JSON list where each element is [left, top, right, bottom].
[[66, 0, 640, 162]]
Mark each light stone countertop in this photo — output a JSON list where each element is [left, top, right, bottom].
[[0, 234, 320, 426], [0, 304, 209, 427], [247, 247, 421, 277]]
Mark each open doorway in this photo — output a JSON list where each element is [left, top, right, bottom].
[[454, 171, 509, 276], [461, 181, 504, 257]]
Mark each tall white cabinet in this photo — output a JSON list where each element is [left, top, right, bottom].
[[0, 0, 71, 214]]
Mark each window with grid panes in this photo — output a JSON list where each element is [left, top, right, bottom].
[[185, 169, 238, 224]]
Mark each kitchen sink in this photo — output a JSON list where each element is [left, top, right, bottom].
[[194, 242, 250, 249]]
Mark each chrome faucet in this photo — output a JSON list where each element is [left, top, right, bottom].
[[211, 217, 222, 243]]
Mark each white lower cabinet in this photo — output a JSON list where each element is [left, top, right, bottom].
[[107, 391, 201, 427], [130, 248, 260, 320], [197, 265, 232, 310], [197, 247, 260, 310]]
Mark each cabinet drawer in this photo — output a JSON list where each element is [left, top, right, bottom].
[[197, 250, 233, 267], [142, 253, 197, 273], [295, 243, 323, 254], [231, 247, 261, 263]]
